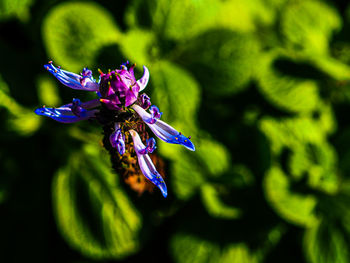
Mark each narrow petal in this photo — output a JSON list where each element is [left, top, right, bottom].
[[110, 123, 125, 155], [132, 105, 195, 151], [35, 105, 98, 123], [137, 66, 150, 92], [129, 129, 167, 197], [44, 62, 99, 91]]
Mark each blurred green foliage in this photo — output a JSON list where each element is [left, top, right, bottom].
[[2, 0, 350, 262]]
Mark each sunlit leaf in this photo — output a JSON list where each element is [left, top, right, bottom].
[[171, 233, 261, 263], [162, 132, 231, 200], [281, 0, 341, 55], [119, 29, 157, 66], [170, 153, 205, 200], [36, 75, 61, 106], [200, 184, 241, 220], [260, 114, 338, 193], [0, 75, 41, 136], [126, 0, 280, 40], [263, 166, 318, 227], [309, 55, 350, 81], [260, 110, 340, 226], [52, 144, 141, 259], [0, 0, 34, 21], [175, 30, 260, 96], [7, 111, 42, 136], [150, 61, 201, 127], [195, 134, 231, 177], [256, 52, 321, 113], [304, 220, 349, 263], [42, 2, 120, 72]]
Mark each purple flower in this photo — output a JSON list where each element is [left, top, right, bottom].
[[35, 61, 194, 197]]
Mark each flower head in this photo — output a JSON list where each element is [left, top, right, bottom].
[[35, 61, 195, 197]]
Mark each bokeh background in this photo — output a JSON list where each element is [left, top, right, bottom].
[[1, 0, 350, 262]]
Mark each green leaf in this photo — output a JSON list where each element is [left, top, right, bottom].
[[170, 153, 205, 200], [52, 144, 141, 259], [119, 29, 157, 66], [0, 0, 34, 21], [126, 0, 280, 40], [256, 52, 321, 113], [165, 132, 231, 200], [309, 55, 350, 81], [260, 112, 340, 226], [150, 61, 201, 127], [36, 75, 61, 106], [42, 2, 120, 72], [0, 75, 41, 136], [175, 30, 260, 96], [200, 184, 241, 220], [281, 0, 341, 55], [263, 166, 318, 227], [194, 134, 231, 177], [260, 113, 338, 194], [171, 233, 261, 263], [304, 220, 349, 263]]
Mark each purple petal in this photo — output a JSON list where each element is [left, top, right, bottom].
[[137, 66, 150, 92], [81, 68, 92, 77], [149, 105, 162, 124], [44, 62, 99, 91], [125, 88, 139, 107], [140, 93, 151, 109], [132, 105, 195, 151], [129, 129, 167, 197], [100, 99, 122, 110], [100, 66, 140, 107], [71, 98, 83, 117], [146, 138, 157, 153], [109, 124, 125, 155]]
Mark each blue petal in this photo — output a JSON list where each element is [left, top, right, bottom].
[[169, 133, 195, 151], [35, 106, 97, 123], [138, 153, 167, 198], [132, 104, 195, 151], [129, 129, 168, 197], [44, 62, 99, 91]]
